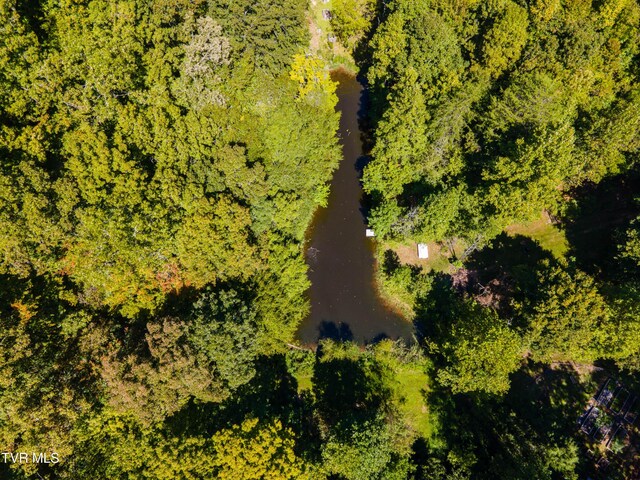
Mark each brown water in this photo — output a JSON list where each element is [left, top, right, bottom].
[[296, 69, 414, 345]]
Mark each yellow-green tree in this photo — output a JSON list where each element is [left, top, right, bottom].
[[289, 54, 337, 111], [525, 263, 611, 363], [436, 302, 524, 395], [212, 418, 308, 480], [331, 0, 376, 51]]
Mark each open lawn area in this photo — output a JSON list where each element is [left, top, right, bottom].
[[396, 366, 432, 439], [505, 217, 569, 259], [381, 240, 456, 274]]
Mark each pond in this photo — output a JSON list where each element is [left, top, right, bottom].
[[296, 68, 415, 345]]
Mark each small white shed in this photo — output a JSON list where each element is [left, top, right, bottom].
[[365, 228, 375, 237], [417, 243, 429, 259]]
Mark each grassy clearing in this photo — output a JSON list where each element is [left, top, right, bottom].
[[307, 0, 356, 71], [505, 217, 569, 259], [286, 348, 316, 393], [382, 240, 454, 274], [375, 341, 433, 440], [396, 366, 432, 438], [372, 239, 458, 319]]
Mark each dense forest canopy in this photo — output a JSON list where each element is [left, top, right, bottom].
[[356, 0, 640, 477], [0, 0, 342, 477], [1, 0, 640, 478], [363, 0, 640, 247], [361, 0, 640, 373]]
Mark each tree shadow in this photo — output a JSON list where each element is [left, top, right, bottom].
[[381, 249, 401, 274], [165, 354, 300, 434], [506, 363, 590, 438], [369, 332, 390, 344], [359, 185, 381, 223], [467, 233, 554, 289], [412, 272, 458, 345], [355, 155, 378, 222], [411, 235, 554, 343], [398, 179, 441, 209], [411, 235, 555, 342], [422, 361, 592, 479], [312, 346, 389, 432], [562, 173, 640, 278], [318, 320, 354, 342], [464, 233, 556, 317], [15, 0, 47, 42]]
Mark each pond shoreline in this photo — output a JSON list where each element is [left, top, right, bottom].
[[295, 68, 414, 346]]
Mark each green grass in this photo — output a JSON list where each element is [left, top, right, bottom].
[[396, 367, 432, 438], [506, 218, 569, 259], [381, 239, 454, 274], [375, 342, 433, 440], [425, 247, 454, 273], [286, 348, 316, 393], [307, 0, 356, 71]]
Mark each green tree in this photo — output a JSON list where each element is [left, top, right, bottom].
[[331, 0, 376, 51], [479, 0, 529, 77], [619, 217, 640, 267], [207, 0, 308, 73], [363, 0, 640, 251], [364, 67, 429, 199], [436, 301, 523, 395], [524, 262, 610, 363], [0, 277, 95, 477], [321, 418, 412, 480]]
